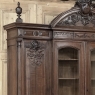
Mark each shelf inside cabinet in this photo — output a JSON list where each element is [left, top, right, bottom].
[[58, 58, 78, 61], [59, 78, 78, 80], [91, 79, 95, 80], [91, 61, 95, 62]]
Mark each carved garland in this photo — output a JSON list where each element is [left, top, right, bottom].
[[26, 40, 46, 67]]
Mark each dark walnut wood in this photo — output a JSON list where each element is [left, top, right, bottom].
[[3, 0, 95, 95]]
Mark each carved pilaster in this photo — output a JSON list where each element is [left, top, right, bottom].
[[17, 38, 23, 95]]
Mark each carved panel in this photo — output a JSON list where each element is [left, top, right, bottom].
[[25, 40, 47, 95], [53, 31, 74, 39], [74, 32, 95, 39], [2, 61, 7, 95], [25, 40, 46, 66], [24, 30, 49, 37], [54, 31, 95, 40], [57, 13, 95, 26]]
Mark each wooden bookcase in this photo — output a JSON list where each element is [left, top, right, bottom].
[[3, 1, 95, 95]]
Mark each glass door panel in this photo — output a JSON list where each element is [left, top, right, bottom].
[[91, 50, 95, 95], [58, 47, 79, 95]]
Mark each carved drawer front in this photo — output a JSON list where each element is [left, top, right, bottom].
[[74, 32, 95, 40], [53, 31, 95, 40], [23, 29, 51, 39], [53, 31, 74, 39]]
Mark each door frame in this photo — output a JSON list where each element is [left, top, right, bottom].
[[52, 40, 85, 95]]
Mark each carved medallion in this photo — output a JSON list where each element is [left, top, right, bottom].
[[25, 40, 46, 67]]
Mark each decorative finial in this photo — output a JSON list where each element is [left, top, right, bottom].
[[16, 2, 23, 23], [75, 0, 92, 15]]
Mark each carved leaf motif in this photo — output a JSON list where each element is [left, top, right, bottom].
[[55, 0, 95, 27], [27, 40, 46, 67], [57, 13, 79, 26], [81, 15, 91, 25], [57, 12, 95, 26]]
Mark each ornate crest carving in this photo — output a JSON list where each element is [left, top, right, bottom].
[[51, 0, 95, 27], [26, 40, 46, 67], [57, 12, 95, 26]]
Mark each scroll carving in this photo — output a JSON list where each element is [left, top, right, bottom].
[[26, 40, 46, 66], [56, 0, 95, 26]]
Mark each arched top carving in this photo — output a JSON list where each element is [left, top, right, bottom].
[[50, 0, 95, 27]]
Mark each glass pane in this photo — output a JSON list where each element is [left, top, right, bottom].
[[58, 47, 79, 95], [91, 50, 95, 95]]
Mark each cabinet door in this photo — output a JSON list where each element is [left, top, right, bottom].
[[53, 41, 84, 95], [20, 40, 52, 95], [86, 42, 95, 95]]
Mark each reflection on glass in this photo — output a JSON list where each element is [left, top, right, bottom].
[[58, 47, 79, 95], [91, 50, 95, 95]]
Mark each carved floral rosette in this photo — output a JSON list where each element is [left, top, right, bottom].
[[26, 40, 46, 67]]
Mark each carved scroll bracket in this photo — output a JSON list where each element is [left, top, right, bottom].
[[25, 40, 46, 67]]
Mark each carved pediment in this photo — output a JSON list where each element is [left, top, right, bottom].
[[50, 0, 95, 27]]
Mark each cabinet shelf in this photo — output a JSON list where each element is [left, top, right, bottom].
[[91, 78, 95, 80], [58, 58, 78, 61], [58, 78, 78, 80], [91, 61, 95, 62]]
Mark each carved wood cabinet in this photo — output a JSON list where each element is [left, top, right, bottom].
[[4, 1, 95, 95]]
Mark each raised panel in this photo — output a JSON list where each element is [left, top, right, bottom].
[[14, 0, 57, 1], [25, 40, 46, 95], [36, 2, 74, 24], [0, 0, 13, 2], [0, 59, 2, 95], [44, 14, 57, 24], [2, 61, 7, 95], [24, 40, 51, 95]]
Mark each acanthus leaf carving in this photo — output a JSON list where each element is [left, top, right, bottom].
[[25, 40, 46, 67]]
